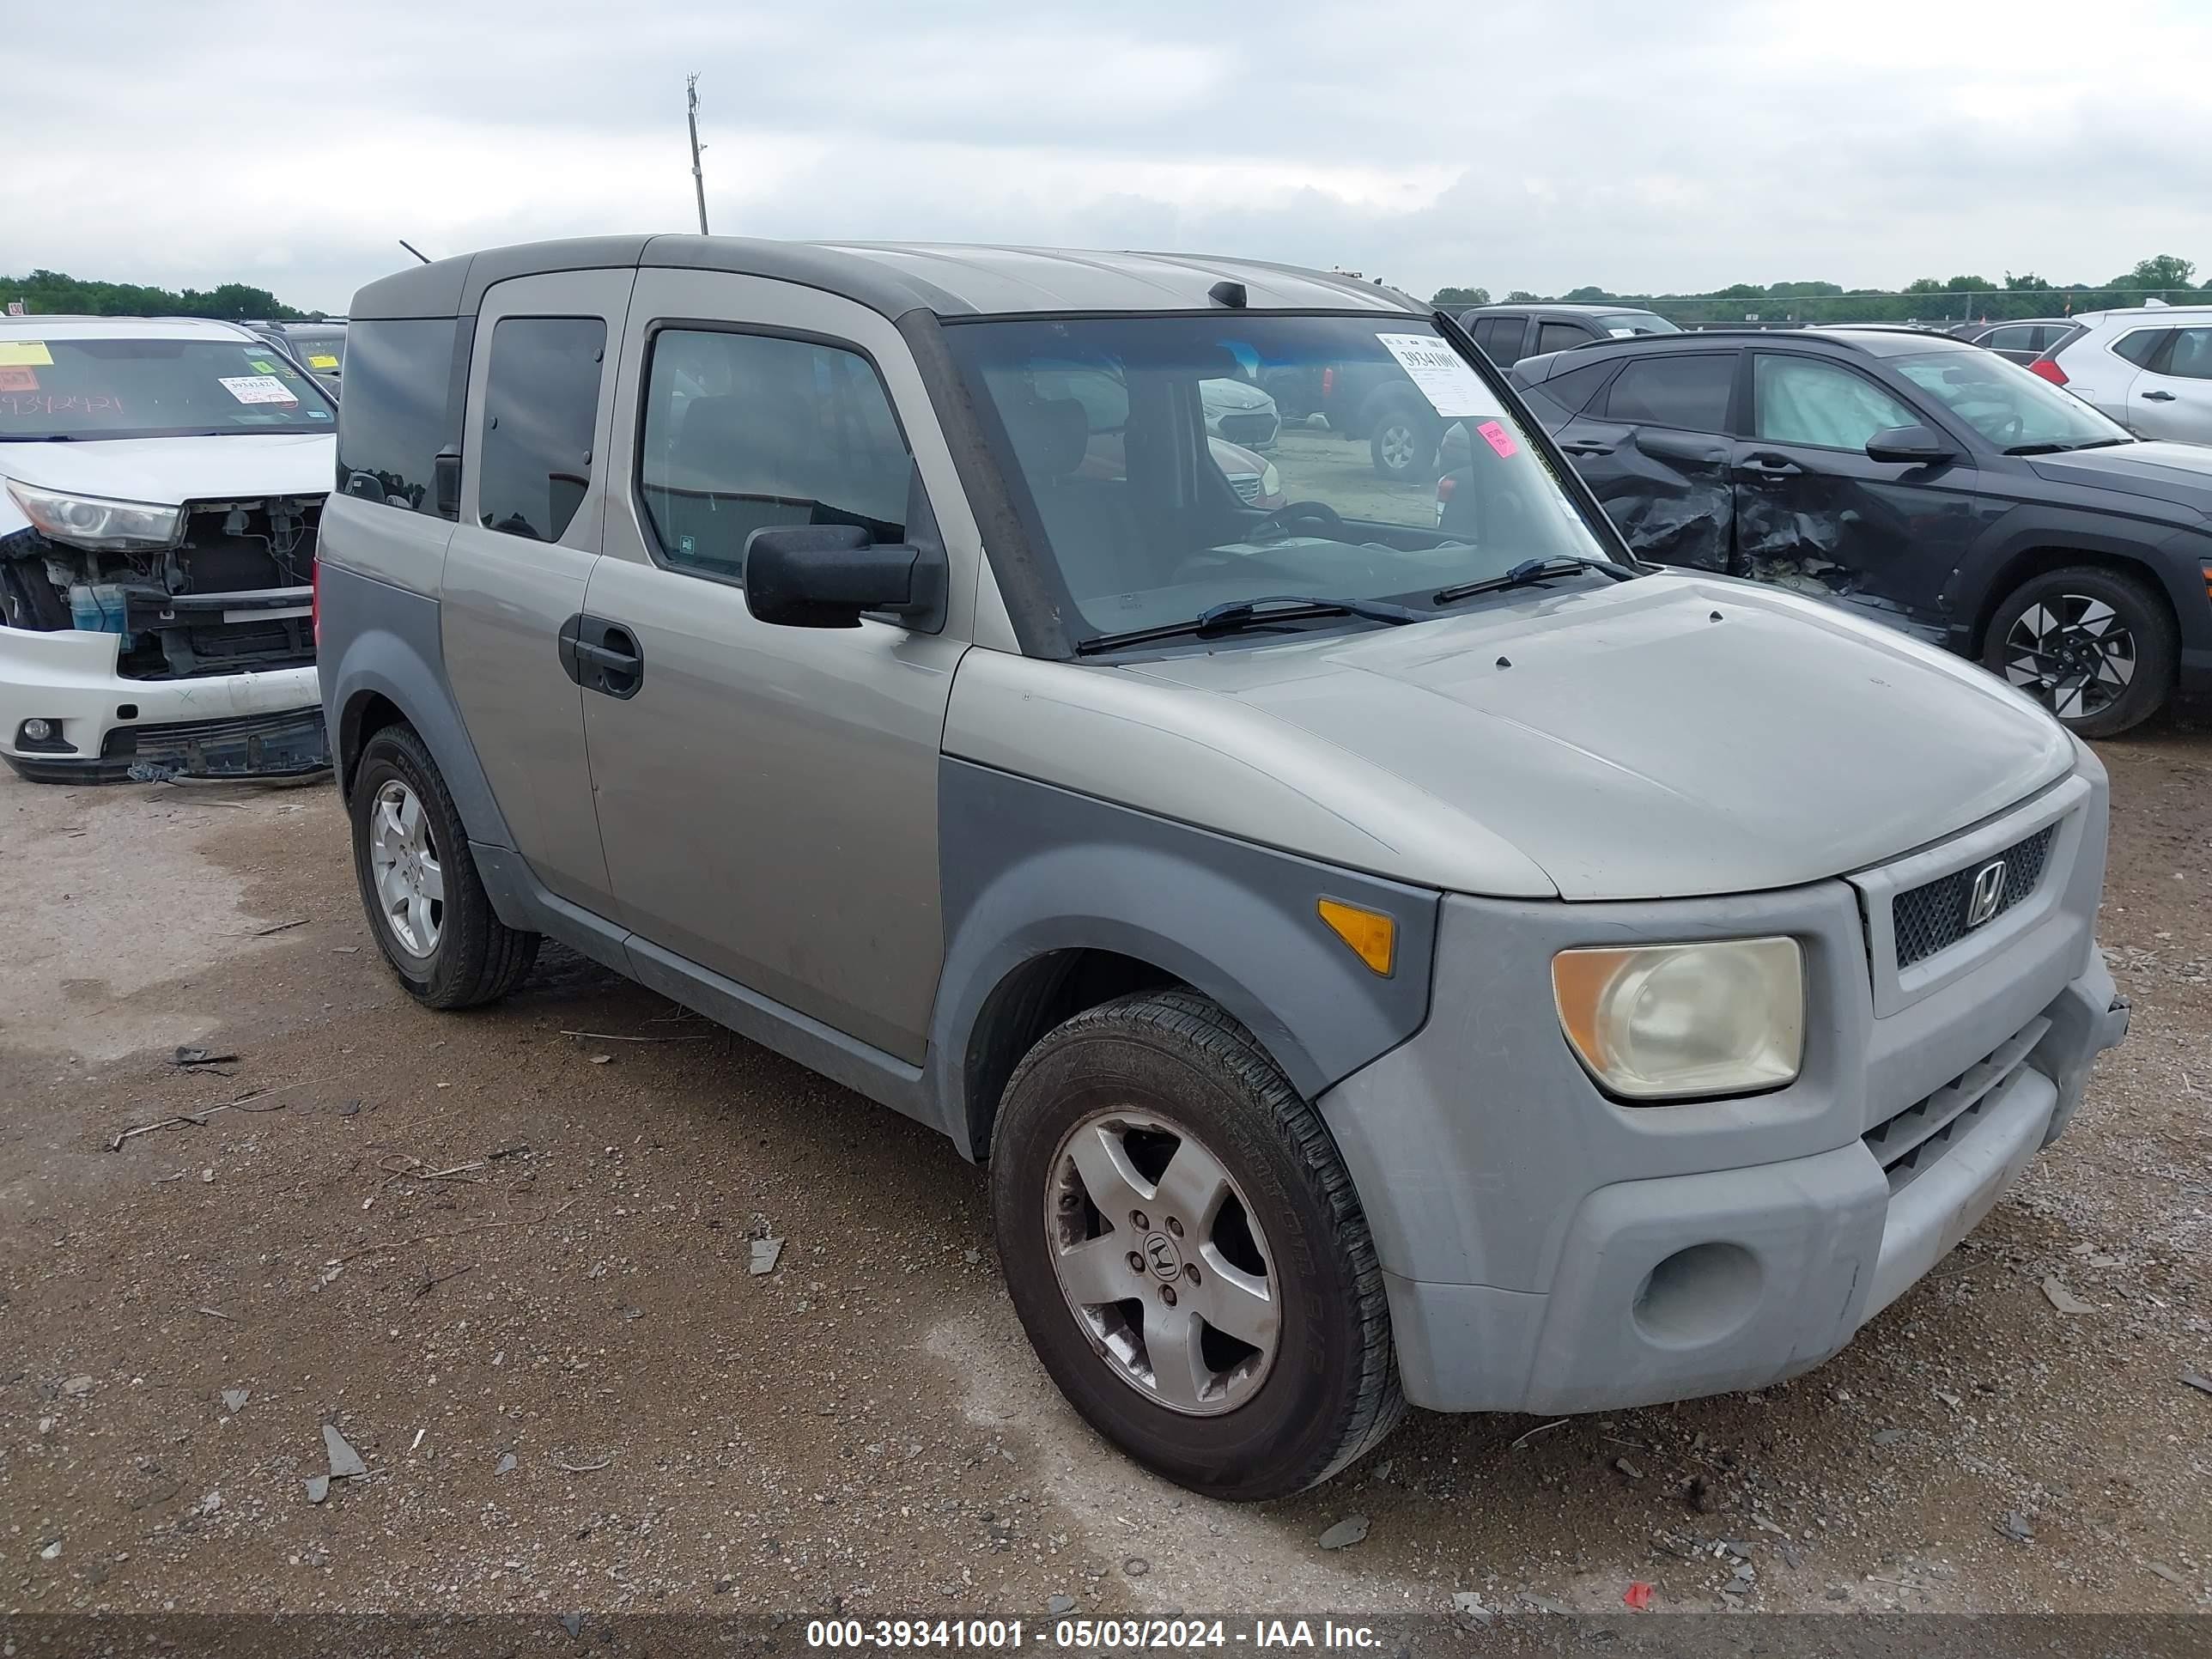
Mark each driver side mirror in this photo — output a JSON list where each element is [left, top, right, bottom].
[[744, 525, 947, 630], [1865, 424, 1954, 464]]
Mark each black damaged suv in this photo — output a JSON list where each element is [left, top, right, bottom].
[[1484, 326, 2212, 735]]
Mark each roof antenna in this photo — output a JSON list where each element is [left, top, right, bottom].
[[687, 73, 711, 236], [398, 240, 431, 265], [1207, 280, 1248, 309]]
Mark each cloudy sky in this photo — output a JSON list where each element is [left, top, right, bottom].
[[8, 0, 2209, 313]]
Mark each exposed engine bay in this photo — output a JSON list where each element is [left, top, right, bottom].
[[0, 495, 319, 680]]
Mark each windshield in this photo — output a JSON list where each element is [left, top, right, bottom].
[[944, 314, 1612, 643], [283, 329, 346, 379], [1599, 312, 1680, 337], [1892, 349, 2128, 450], [0, 335, 337, 440]]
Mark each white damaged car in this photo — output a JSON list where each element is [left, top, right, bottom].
[[0, 316, 334, 782]]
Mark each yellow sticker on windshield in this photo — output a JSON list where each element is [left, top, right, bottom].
[[0, 341, 54, 367], [308, 354, 339, 369]]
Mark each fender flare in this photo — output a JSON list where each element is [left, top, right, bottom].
[[927, 763, 1439, 1155], [319, 566, 514, 852]]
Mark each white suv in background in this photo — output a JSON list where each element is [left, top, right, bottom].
[[0, 316, 336, 782], [2033, 304, 2212, 447]]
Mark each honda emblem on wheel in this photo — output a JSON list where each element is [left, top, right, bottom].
[[1965, 860, 2008, 929]]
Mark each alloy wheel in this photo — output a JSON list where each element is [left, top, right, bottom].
[[2001, 594, 2136, 723], [1378, 422, 1417, 471], [1044, 1109, 1279, 1416], [368, 780, 445, 957]]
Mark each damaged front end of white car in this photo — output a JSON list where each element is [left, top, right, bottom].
[[0, 322, 337, 783]]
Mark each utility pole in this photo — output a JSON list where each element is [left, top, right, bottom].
[[686, 74, 710, 236]]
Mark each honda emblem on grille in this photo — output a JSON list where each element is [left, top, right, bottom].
[[1964, 860, 2008, 929]]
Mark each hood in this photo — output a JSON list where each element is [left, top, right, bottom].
[[1125, 574, 2075, 900], [1200, 378, 1273, 412], [0, 433, 336, 509], [2027, 441, 2212, 520]]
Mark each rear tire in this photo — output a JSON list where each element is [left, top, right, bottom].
[[1981, 564, 2176, 738], [350, 723, 538, 1008], [989, 989, 1403, 1500]]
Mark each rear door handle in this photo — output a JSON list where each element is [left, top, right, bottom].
[[2142, 390, 2177, 402], [1559, 441, 1615, 456], [557, 615, 645, 699], [1741, 453, 1803, 476]]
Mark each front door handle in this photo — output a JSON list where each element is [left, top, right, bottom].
[[2142, 389, 2177, 402], [1559, 441, 1615, 456], [1741, 452, 1803, 476]]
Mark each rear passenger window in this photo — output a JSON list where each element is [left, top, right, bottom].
[[1537, 323, 1591, 356], [1602, 355, 1735, 431], [1472, 317, 1525, 363], [478, 317, 605, 543], [638, 330, 911, 580], [1527, 359, 1618, 417], [2113, 329, 2168, 368], [337, 318, 470, 517]]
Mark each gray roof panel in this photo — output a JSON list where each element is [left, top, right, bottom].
[[350, 236, 1430, 322]]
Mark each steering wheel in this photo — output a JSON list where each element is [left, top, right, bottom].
[[1249, 500, 1345, 541]]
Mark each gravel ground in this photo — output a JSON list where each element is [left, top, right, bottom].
[[1, 721, 2208, 1623]]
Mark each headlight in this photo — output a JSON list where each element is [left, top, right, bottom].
[[1260, 461, 1280, 498], [1553, 937, 1803, 1101], [5, 480, 182, 550]]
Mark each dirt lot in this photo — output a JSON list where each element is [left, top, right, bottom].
[[2, 719, 2209, 1626]]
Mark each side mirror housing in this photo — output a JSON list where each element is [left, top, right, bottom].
[[744, 526, 947, 630], [1865, 424, 1954, 464]]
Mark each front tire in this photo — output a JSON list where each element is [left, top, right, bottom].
[[1982, 564, 2176, 738], [989, 990, 1402, 1500], [1370, 401, 1439, 483], [349, 723, 538, 1008]]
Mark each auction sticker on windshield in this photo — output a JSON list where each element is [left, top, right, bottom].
[[218, 375, 300, 404], [308, 354, 340, 369], [0, 342, 54, 368], [1376, 332, 1500, 418]]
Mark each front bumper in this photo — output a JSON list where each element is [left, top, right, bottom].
[[0, 625, 324, 783], [1317, 770, 2124, 1415]]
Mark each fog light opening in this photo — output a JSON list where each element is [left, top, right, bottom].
[[1632, 1242, 1762, 1348]]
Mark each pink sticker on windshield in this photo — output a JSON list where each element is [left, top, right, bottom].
[[1477, 420, 1518, 459]]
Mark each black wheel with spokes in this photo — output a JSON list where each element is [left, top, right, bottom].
[[1983, 565, 2176, 738]]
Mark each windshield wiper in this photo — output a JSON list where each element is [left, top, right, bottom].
[[0, 433, 78, 442], [1434, 555, 1638, 606], [2005, 437, 2132, 455], [1073, 593, 1427, 656]]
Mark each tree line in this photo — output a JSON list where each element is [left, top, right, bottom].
[[1431, 254, 2204, 325], [1, 269, 312, 321]]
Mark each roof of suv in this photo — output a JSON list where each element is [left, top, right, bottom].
[[352, 237, 1428, 324], [1466, 302, 1668, 317], [2072, 304, 2212, 326], [1515, 325, 1984, 378]]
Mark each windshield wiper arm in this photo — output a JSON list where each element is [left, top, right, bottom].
[[1434, 555, 1638, 606], [1073, 593, 1427, 656], [0, 433, 77, 442]]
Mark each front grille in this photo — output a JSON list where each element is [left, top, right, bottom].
[[1219, 413, 1278, 447], [1231, 474, 1264, 504], [1892, 825, 2054, 967], [1863, 1017, 2047, 1194]]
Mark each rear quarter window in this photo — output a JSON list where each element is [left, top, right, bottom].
[[337, 318, 471, 517]]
